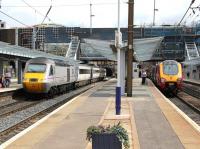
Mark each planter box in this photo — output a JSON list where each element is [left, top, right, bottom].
[[92, 133, 122, 149]]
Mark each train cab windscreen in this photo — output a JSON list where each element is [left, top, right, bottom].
[[163, 62, 178, 75], [27, 64, 46, 73]]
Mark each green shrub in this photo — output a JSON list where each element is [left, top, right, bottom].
[[86, 122, 130, 149]]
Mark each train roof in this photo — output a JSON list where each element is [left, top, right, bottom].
[[161, 60, 180, 64], [27, 57, 77, 66]]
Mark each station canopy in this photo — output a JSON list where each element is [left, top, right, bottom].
[[81, 39, 116, 61], [182, 57, 200, 66], [81, 37, 163, 62], [133, 37, 163, 61], [0, 36, 164, 64], [0, 41, 76, 65]]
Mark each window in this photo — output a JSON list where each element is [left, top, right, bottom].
[[49, 65, 54, 76], [27, 64, 46, 73], [163, 63, 178, 75], [79, 69, 91, 74], [93, 69, 100, 73]]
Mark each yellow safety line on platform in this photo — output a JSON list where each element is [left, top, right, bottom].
[[98, 98, 113, 125]]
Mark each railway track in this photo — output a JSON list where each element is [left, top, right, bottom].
[[168, 80, 200, 126], [0, 88, 24, 102], [169, 94, 200, 126], [0, 84, 93, 144], [182, 83, 200, 99], [0, 100, 41, 118], [149, 79, 200, 126], [176, 92, 200, 114], [0, 100, 18, 109], [0, 90, 15, 101]]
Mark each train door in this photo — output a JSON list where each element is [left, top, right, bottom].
[[49, 65, 55, 85], [156, 65, 160, 84], [67, 67, 70, 82], [70, 66, 76, 82], [90, 67, 93, 79], [75, 66, 78, 81], [71, 67, 74, 81]]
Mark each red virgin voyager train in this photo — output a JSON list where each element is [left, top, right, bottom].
[[151, 60, 183, 94]]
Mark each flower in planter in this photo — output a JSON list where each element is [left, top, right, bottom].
[[86, 122, 130, 149]]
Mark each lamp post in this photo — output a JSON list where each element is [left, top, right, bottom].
[[153, 0, 158, 26], [116, 0, 122, 115], [153, 0, 155, 26]]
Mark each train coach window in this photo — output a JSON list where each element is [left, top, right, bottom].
[[93, 70, 100, 73], [27, 64, 46, 73], [79, 69, 91, 74], [163, 64, 178, 75]]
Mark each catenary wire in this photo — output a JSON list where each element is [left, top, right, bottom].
[[21, 0, 54, 23], [0, 9, 32, 27]]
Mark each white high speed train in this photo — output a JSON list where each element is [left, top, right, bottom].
[[23, 57, 106, 96]]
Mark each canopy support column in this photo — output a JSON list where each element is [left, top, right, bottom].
[[0, 59, 3, 76], [15, 59, 22, 84]]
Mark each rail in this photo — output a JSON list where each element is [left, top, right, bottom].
[[183, 79, 200, 87]]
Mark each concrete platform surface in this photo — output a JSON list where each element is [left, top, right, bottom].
[[132, 80, 184, 149], [1, 78, 200, 149], [0, 79, 22, 93]]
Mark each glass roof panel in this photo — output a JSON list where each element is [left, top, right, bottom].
[[81, 37, 163, 62], [81, 39, 117, 60], [0, 41, 77, 65]]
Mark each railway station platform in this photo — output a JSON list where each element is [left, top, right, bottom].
[[2, 78, 200, 149], [0, 79, 22, 93]]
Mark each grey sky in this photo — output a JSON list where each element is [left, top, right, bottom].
[[0, 0, 200, 28]]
